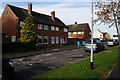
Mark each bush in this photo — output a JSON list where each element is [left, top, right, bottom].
[[2, 41, 36, 53]]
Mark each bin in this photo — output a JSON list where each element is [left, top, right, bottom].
[[82, 41, 86, 46], [77, 41, 80, 47]]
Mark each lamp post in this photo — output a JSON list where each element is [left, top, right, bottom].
[[90, 0, 94, 70]]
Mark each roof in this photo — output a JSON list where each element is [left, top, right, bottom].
[[7, 4, 67, 28], [67, 23, 91, 32]]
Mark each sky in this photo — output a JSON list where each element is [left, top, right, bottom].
[[0, 0, 118, 38]]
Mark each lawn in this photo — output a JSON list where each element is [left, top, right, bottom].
[[27, 46, 119, 80]]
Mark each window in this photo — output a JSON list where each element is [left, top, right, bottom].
[[64, 28, 68, 32], [73, 32, 77, 34], [20, 21, 24, 27], [51, 37, 55, 44], [68, 32, 71, 35], [44, 36, 48, 44], [56, 27, 59, 31], [38, 24, 43, 29], [37, 36, 43, 44], [51, 26, 55, 30], [81, 31, 84, 34], [11, 36, 16, 42], [44, 25, 49, 30], [56, 37, 59, 44], [78, 32, 81, 34]]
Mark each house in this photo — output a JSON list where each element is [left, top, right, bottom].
[[67, 22, 91, 44], [93, 29, 110, 40], [93, 29, 103, 40], [1, 3, 68, 45]]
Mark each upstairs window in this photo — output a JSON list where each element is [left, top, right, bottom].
[[82, 31, 84, 34], [51, 26, 55, 30], [78, 32, 82, 34], [73, 32, 77, 34], [38, 24, 43, 29], [20, 21, 24, 27], [44, 25, 49, 30], [68, 32, 71, 35], [64, 28, 68, 32], [56, 27, 59, 31]]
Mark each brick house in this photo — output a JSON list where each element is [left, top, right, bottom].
[[67, 22, 91, 44], [1, 3, 68, 45]]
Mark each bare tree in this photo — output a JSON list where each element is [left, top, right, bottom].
[[94, 0, 120, 43]]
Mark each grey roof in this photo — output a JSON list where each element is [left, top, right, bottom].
[[67, 23, 91, 32], [7, 4, 67, 28]]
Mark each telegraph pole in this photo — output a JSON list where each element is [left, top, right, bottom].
[[90, 0, 94, 70]]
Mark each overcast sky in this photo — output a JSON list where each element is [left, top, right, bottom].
[[0, 0, 118, 38]]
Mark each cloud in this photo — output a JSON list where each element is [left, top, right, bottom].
[[33, 3, 91, 25]]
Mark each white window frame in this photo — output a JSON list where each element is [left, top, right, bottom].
[[68, 32, 71, 35], [73, 32, 77, 34], [37, 36, 43, 44], [38, 24, 43, 29], [20, 21, 24, 27], [64, 28, 68, 32], [51, 26, 55, 30], [56, 37, 59, 44], [11, 36, 16, 42], [82, 31, 84, 34], [51, 37, 55, 44], [56, 27, 59, 31], [44, 36, 48, 44], [78, 31, 82, 34], [44, 25, 49, 30]]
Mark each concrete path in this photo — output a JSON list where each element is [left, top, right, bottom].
[[106, 61, 120, 80]]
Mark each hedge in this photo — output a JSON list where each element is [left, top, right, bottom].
[[2, 41, 36, 53]]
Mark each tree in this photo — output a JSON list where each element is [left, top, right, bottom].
[[94, 1, 120, 44], [19, 16, 36, 42]]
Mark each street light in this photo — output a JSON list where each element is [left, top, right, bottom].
[[90, 0, 94, 70]]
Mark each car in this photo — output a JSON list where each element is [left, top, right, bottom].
[[114, 39, 119, 45], [83, 40, 105, 53], [107, 39, 116, 46], [2, 58, 14, 80]]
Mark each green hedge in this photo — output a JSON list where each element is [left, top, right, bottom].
[[2, 41, 36, 53]]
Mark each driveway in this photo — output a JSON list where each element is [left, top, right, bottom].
[[12, 47, 89, 80]]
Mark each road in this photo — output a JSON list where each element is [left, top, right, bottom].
[[12, 46, 111, 80], [12, 47, 88, 80]]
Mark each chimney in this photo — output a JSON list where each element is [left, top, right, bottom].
[[75, 22, 77, 24], [28, 3, 32, 15], [51, 11, 55, 21]]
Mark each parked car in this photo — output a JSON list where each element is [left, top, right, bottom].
[[84, 40, 105, 53], [2, 58, 14, 80], [114, 39, 119, 45], [107, 39, 117, 46]]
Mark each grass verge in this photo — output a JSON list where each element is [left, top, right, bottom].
[[27, 46, 120, 80]]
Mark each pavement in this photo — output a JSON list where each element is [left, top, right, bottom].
[[106, 61, 120, 80]]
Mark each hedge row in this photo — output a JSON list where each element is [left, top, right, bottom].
[[2, 42, 36, 53]]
